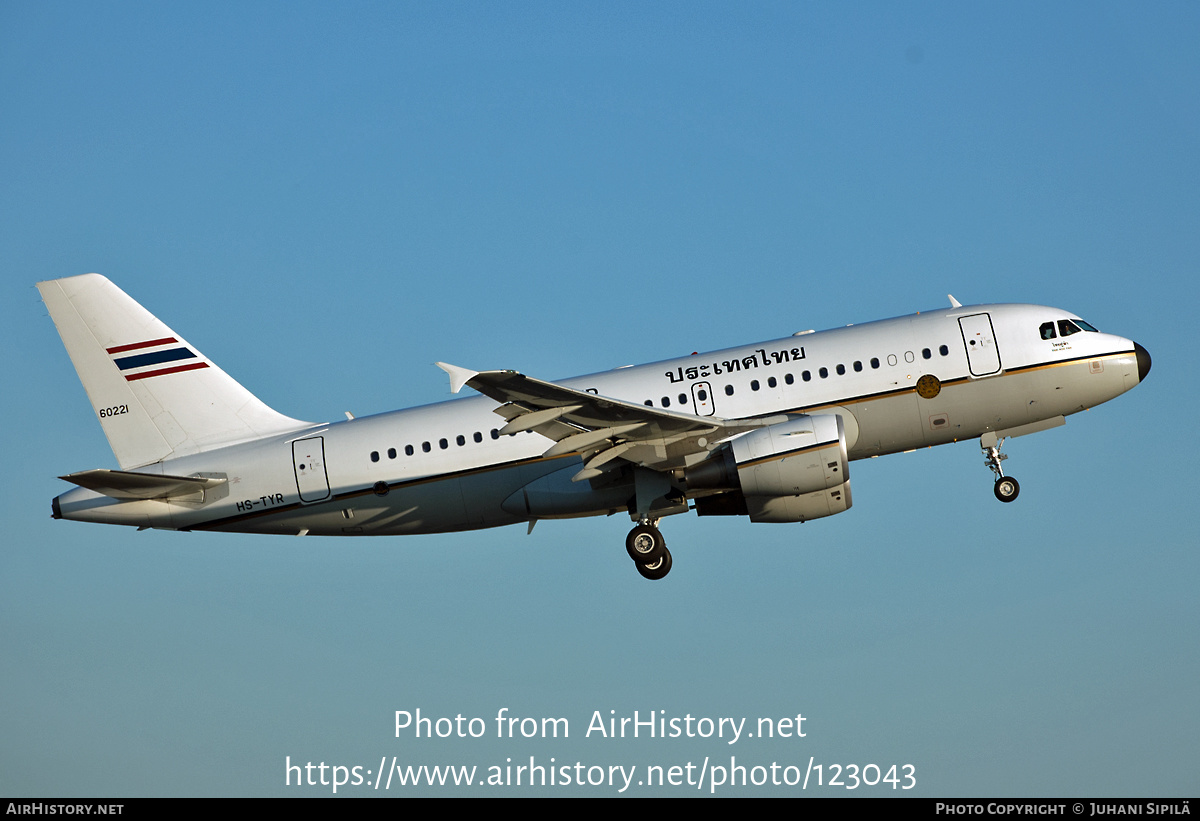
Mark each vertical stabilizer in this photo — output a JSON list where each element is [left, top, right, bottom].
[[38, 274, 313, 469]]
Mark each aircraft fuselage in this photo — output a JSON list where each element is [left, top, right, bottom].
[[51, 301, 1149, 546]]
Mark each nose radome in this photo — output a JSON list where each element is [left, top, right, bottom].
[[1134, 342, 1151, 382]]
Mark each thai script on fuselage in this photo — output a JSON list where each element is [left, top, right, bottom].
[[664, 346, 806, 384]]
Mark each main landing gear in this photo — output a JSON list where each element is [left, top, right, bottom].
[[626, 521, 673, 580], [982, 434, 1020, 503]]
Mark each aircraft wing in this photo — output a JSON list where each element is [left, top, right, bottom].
[[437, 362, 782, 476]]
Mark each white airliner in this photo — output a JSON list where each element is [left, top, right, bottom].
[[39, 274, 1150, 579]]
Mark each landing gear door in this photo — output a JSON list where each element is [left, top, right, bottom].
[[293, 436, 331, 503], [959, 313, 1001, 377], [691, 381, 715, 416]]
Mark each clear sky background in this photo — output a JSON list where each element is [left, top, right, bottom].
[[2, 2, 1197, 797]]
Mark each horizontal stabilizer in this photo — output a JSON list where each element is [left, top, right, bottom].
[[60, 469, 226, 500]]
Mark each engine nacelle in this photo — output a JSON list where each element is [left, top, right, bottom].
[[744, 481, 851, 523], [687, 413, 852, 523], [731, 413, 848, 496]]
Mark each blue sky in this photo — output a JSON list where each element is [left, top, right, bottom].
[[2, 2, 1197, 796]]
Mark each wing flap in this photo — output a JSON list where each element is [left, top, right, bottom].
[[497, 404, 584, 435]]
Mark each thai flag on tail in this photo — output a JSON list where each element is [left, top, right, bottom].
[[107, 337, 210, 381]]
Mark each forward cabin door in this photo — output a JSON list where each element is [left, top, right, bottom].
[[959, 313, 1002, 376]]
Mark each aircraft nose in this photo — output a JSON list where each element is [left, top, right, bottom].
[[1134, 342, 1152, 382]]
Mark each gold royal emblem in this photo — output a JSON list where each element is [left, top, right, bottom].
[[916, 374, 941, 399]]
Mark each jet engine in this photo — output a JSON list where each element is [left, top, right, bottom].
[[687, 413, 852, 523]]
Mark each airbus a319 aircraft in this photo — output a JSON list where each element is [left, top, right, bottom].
[[39, 274, 1150, 580]]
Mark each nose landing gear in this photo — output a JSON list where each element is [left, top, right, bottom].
[[626, 521, 673, 580], [982, 434, 1020, 503]]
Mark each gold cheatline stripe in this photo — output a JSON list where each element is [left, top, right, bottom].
[[791, 350, 1131, 415]]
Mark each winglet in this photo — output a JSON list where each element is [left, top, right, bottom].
[[948, 294, 962, 308], [435, 362, 479, 394]]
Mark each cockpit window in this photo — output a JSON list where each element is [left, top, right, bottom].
[[1040, 322, 1056, 340], [1058, 319, 1083, 337], [1075, 319, 1099, 332]]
